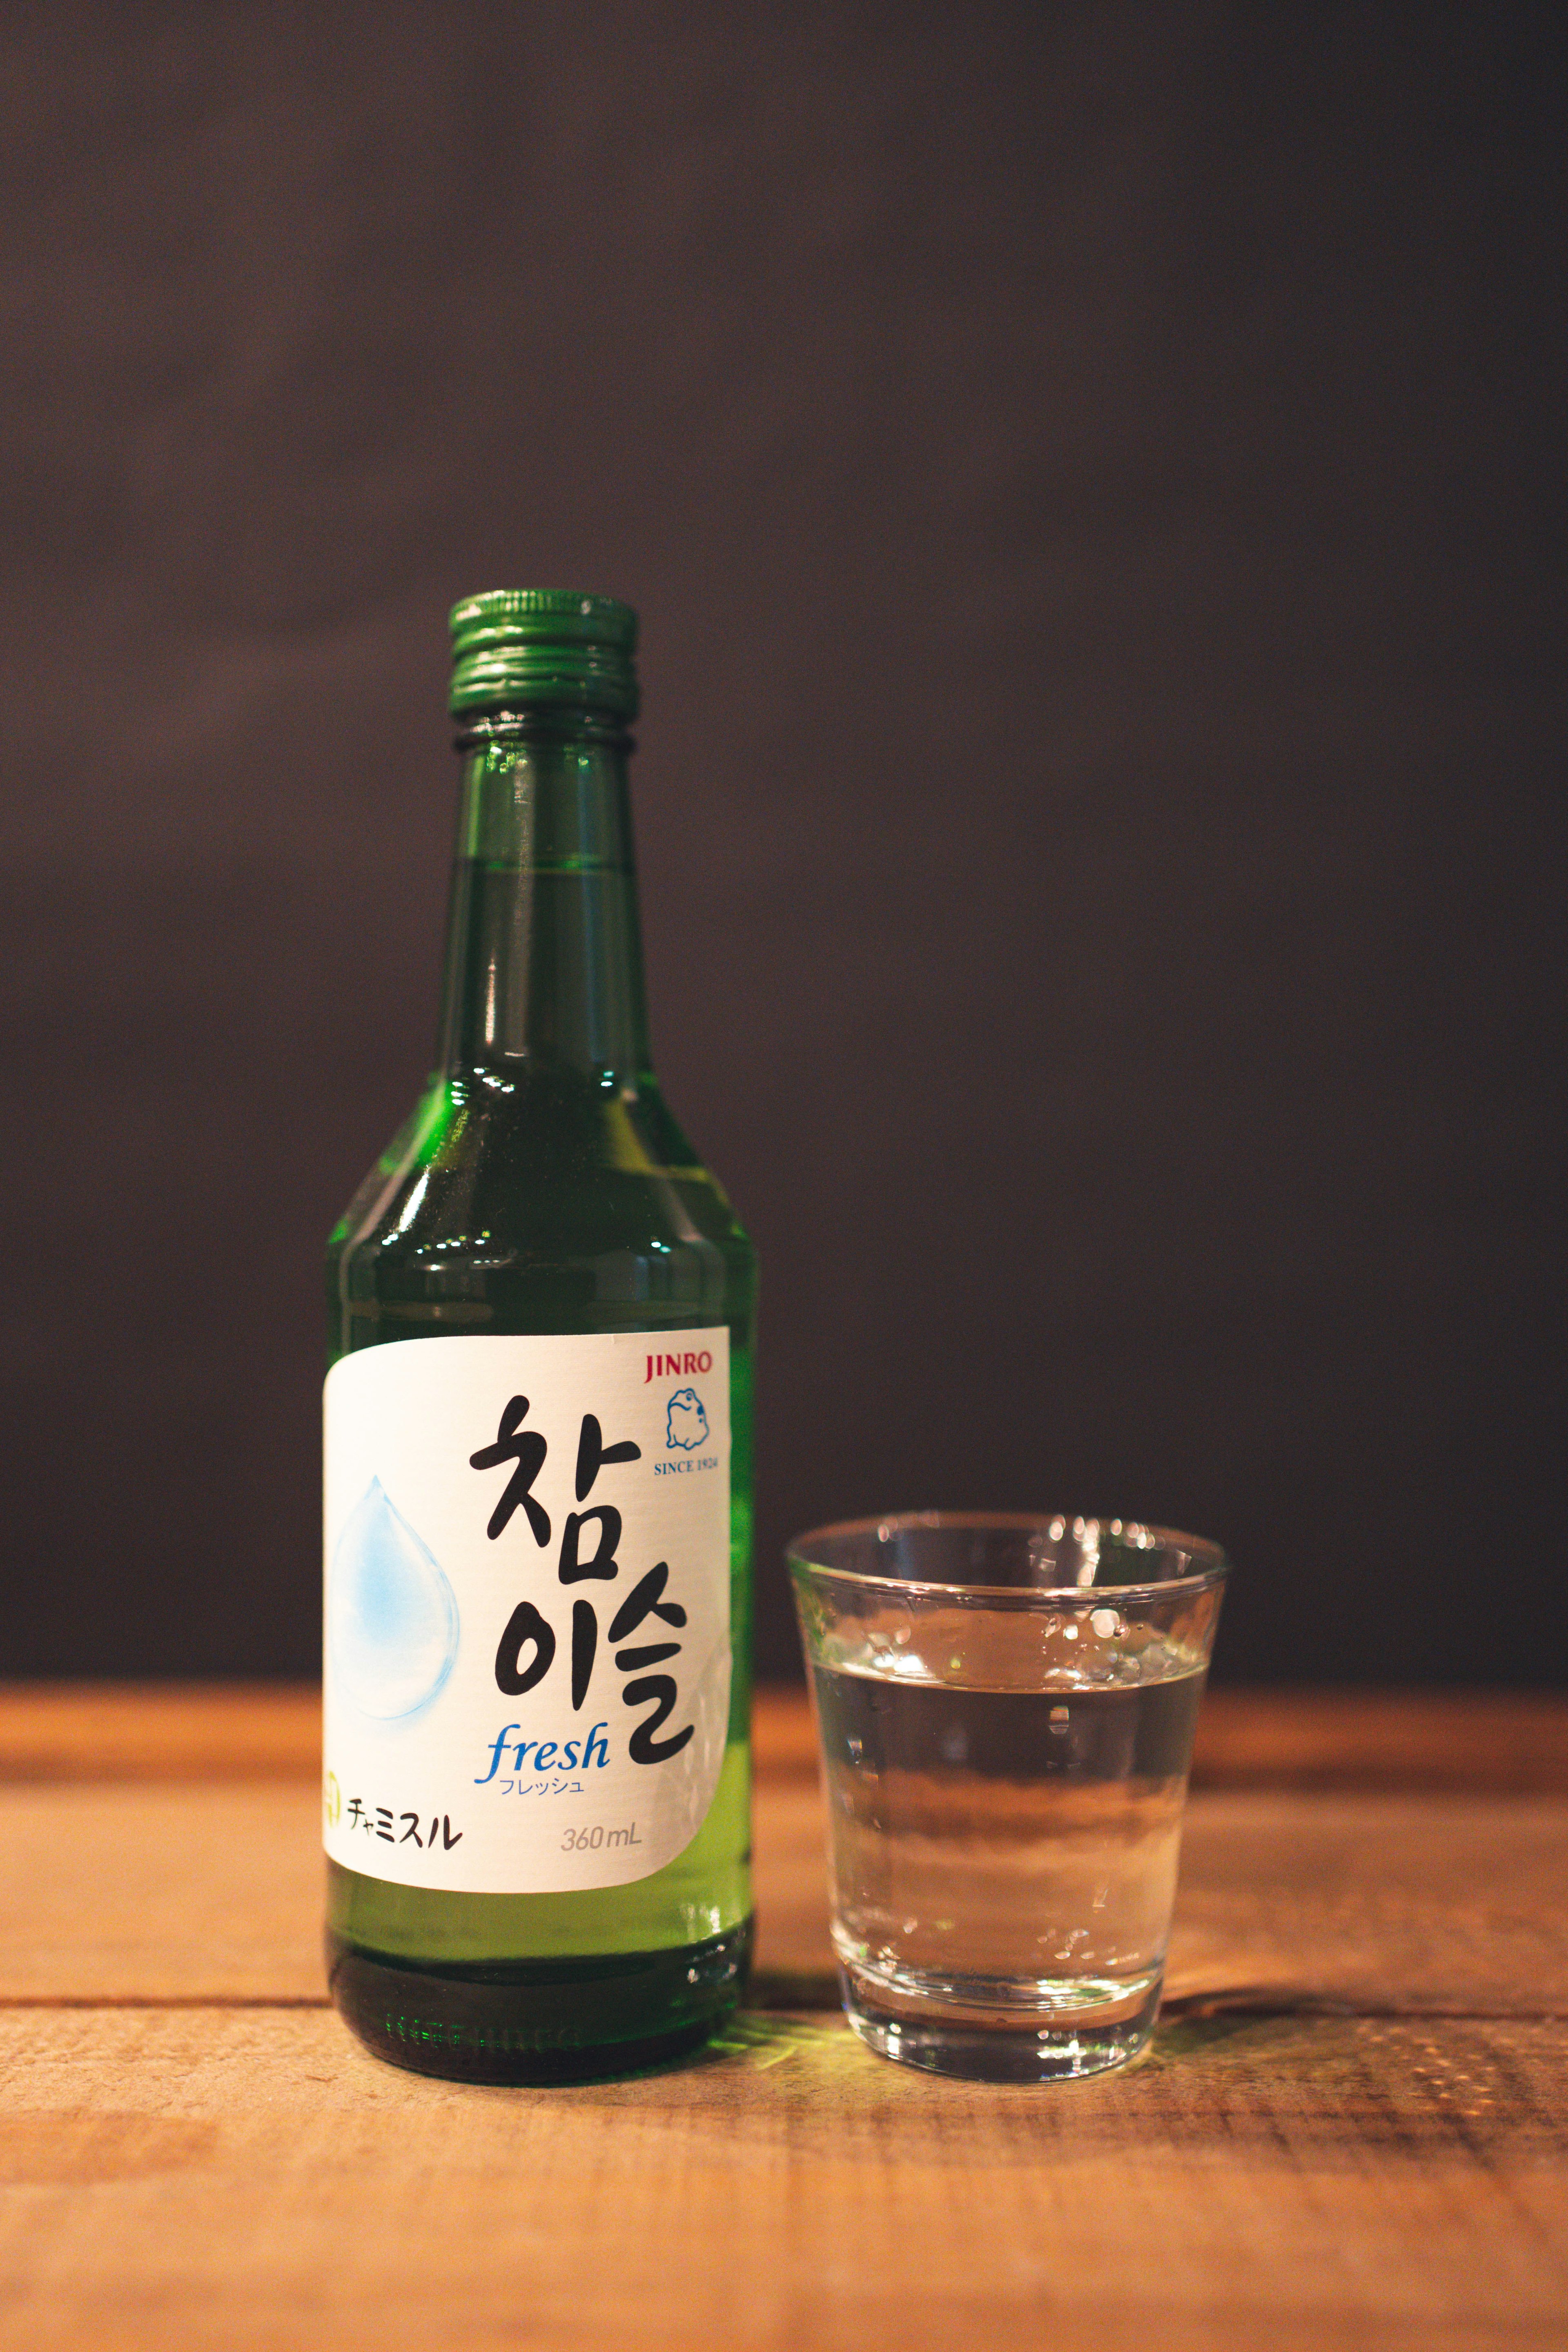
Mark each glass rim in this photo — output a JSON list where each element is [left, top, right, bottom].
[[786, 1509, 1230, 1603]]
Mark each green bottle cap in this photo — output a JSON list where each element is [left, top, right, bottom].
[[448, 589, 639, 721]]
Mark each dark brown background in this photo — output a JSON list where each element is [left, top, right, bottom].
[[2, 2, 1561, 1684]]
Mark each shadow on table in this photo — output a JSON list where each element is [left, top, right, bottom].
[[1154, 1987, 1351, 2059], [750, 1967, 842, 2011]]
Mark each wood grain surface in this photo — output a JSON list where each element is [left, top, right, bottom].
[[1, 1686, 1565, 2351]]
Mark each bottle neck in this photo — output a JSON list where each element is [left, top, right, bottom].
[[436, 717, 653, 1082]]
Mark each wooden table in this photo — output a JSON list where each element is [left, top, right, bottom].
[[2, 1686, 1565, 2351]]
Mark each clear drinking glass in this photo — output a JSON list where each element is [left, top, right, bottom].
[[789, 1512, 1228, 2081]]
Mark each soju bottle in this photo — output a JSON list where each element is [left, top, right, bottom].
[[323, 591, 756, 2081]]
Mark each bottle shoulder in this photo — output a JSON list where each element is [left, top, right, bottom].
[[327, 1069, 755, 1342]]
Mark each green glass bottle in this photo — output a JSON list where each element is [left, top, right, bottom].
[[323, 591, 755, 2082]]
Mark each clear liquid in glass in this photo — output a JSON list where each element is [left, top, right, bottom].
[[811, 1657, 1205, 2079]]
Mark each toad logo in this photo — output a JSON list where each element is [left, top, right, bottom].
[[665, 1388, 709, 1451]]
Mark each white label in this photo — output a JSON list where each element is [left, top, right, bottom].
[[323, 1329, 731, 1894]]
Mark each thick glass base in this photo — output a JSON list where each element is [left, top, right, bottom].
[[327, 1917, 753, 2085], [839, 1957, 1161, 2082]]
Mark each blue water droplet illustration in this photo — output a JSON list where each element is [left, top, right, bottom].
[[329, 1478, 459, 1720]]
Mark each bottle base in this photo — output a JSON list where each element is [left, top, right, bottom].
[[326, 1918, 753, 2085]]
